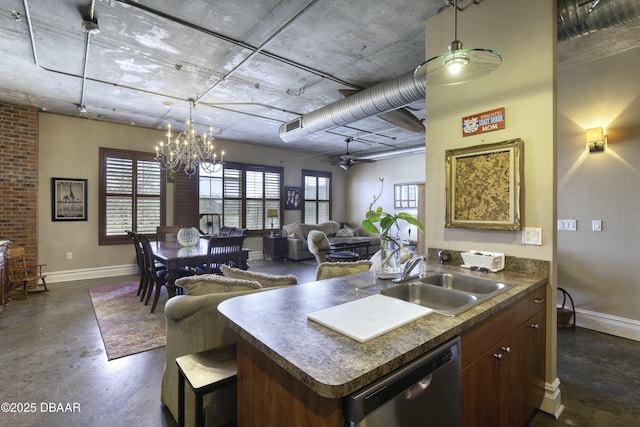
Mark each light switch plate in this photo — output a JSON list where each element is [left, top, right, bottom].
[[558, 219, 577, 231], [522, 227, 542, 245], [592, 220, 602, 231]]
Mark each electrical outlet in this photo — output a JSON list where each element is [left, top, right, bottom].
[[66, 252, 72, 260]]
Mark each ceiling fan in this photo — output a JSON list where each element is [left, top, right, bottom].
[[333, 138, 377, 171]]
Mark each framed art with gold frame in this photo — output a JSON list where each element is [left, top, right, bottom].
[[445, 138, 522, 230]]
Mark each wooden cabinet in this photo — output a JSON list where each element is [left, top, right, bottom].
[[461, 285, 547, 427], [263, 236, 288, 259], [0, 240, 10, 314]]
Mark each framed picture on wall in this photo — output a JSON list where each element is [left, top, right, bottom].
[[285, 186, 301, 210], [445, 138, 522, 230], [51, 177, 88, 221]]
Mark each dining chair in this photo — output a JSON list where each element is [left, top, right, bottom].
[[8, 246, 48, 298], [197, 236, 246, 274], [127, 231, 147, 298], [217, 226, 247, 237], [138, 233, 192, 313], [127, 231, 163, 302], [156, 225, 183, 245]]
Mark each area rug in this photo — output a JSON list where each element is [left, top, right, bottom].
[[89, 282, 167, 360]]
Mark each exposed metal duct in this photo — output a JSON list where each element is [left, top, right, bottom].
[[282, 0, 640, 144], [558, 0, 640, 41], [279, 70, 426, 142]]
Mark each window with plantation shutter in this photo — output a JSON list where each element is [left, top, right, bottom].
[[196, 161, 283, 235], [302, 170, 332, 224], [99, 148, 165, 245]]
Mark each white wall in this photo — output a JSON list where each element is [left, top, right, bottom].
[[38, 113, 346, 277], [557, 46, 640, 337]]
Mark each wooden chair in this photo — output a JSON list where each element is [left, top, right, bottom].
[[128, 231, 158, 302], [217, 226, 247, 237], [196, 236, 246, 274], [137, 233, 193, 313], [157, 226, 183, 245], [8, 246, 47, 298]]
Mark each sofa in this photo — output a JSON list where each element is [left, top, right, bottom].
[[161, 268, 298, 427], [282, 220, 380, 260]]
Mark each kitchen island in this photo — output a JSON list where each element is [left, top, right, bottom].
[[218, 262, 548, 426]]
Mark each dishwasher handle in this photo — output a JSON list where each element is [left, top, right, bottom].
[[404, 374, 432, 400]]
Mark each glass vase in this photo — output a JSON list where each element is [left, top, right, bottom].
[[380, 237, 401, 274], [177, 227, 200, 247]]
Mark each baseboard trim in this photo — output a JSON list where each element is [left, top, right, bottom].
[[46, 264, 138, 283], [539, 377, 564, 419], [574, 308, 640, 342]]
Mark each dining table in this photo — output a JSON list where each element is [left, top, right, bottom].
[[152, 238, 210, 298], [152, 238, 250, 298]]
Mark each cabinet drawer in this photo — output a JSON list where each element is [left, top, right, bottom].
[[529, 286, 546, 316]]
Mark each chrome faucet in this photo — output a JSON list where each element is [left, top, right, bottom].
[[392, 255, 425, 283]]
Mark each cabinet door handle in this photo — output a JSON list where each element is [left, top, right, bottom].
[[502, 346, 511, 353], [493, 353, 503, 359], [530, 323, 539, 329], [534, 297, 544, 304]]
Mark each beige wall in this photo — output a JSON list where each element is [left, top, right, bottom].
[[346, 153, 425, 240], [38, 113, 346, 277], [424, 0, 558, 412], [557, 46, 640, 325], [425, 0, 556, 260]]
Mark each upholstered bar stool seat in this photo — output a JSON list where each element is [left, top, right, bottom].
[[176, 344, 237, 427]]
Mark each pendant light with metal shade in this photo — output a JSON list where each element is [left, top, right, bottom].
[[414, 0, 502, 86]]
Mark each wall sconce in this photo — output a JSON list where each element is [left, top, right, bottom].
[[586, 127, 606, 153]]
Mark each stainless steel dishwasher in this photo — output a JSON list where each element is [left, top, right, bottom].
[[344, 336, 461, 427]]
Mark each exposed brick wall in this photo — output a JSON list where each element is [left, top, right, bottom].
[[0, 102, 39, 264]]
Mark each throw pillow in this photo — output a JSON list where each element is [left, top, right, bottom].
[[221, 265, 298, 288], [283, 223, 304, 239], [176, 274, 262, 296], [336, 227, 355, 237]]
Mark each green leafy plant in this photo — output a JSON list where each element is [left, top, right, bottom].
[[362, 178, 424, 246]]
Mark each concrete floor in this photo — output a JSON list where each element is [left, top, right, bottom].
[[0, 258, 638, 427]]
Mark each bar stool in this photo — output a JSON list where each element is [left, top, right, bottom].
[[176, 344, 237, 427]]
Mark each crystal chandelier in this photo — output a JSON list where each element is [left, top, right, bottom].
[[155, 99, 224, 176]]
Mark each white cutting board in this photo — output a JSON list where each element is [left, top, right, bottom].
[[308, 294, 433, 343]]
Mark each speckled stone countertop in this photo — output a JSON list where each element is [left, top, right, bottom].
[[218, 262, 547, 399]]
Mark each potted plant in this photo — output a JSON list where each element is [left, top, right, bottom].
[[362, 178, 424, 273]]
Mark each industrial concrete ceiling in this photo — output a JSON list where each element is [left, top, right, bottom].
[[1, 0, 639, 161]]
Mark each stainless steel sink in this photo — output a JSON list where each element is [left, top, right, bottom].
[[381, 283, 479, 316], [364, 272, 514, 316], [420, 272, 511, 295]]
